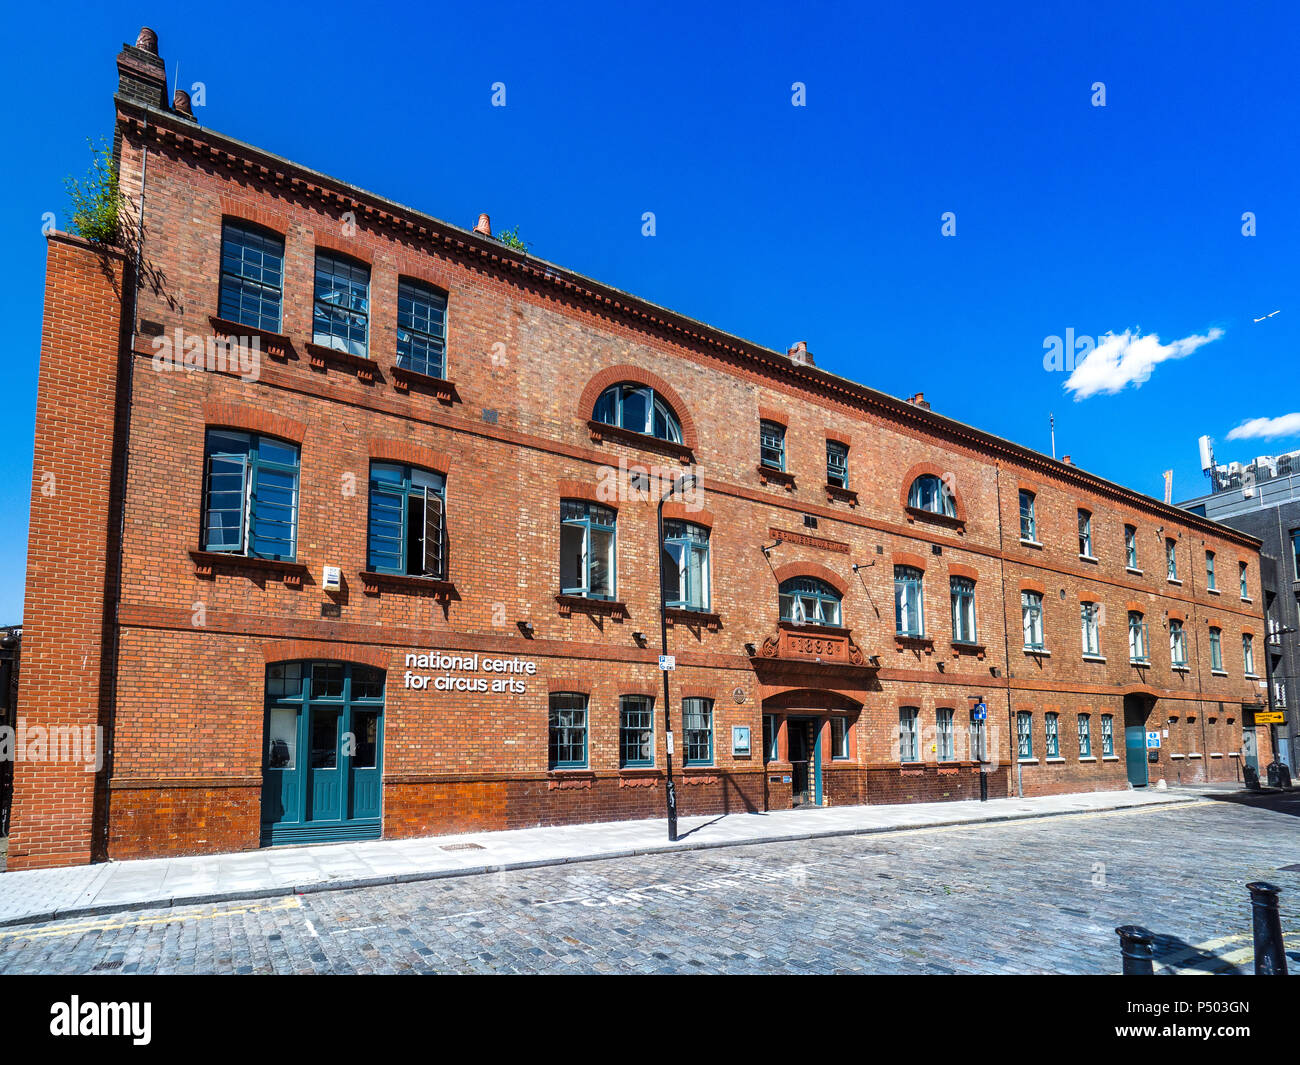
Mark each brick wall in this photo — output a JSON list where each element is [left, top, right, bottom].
[[8, 235, 129, 869], [11, 73, 1272, 865]]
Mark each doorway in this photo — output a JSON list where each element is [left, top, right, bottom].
[[1242, 725, 1259, 776], [787, 716, 822, 807], [261, 661, 386, 845], [1123, 693, 1150, 788]]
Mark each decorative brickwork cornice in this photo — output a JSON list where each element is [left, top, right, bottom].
[[112, 99, 1263, 552]]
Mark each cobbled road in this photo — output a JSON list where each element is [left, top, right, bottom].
[[4, 795, 1300, 974]]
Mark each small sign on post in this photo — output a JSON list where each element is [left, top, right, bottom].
[[659, 654, 676, 672], [973, 701, 987, 721]]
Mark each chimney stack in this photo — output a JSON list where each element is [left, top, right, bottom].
[[1062, 455, 1073, 466], [906, 392, 931, 410], [117, 26, 168, 111], [787, 341, 814, 367], [474, 213, 492, 237]]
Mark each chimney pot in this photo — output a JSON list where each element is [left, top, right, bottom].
[[135, 27, 158, 54], [1063, 455, 1073, 466], [474, 213, 492, 237], [173, 88, 194, 117], [787, 340, 814, 366]]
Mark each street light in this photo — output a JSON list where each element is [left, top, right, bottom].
[[658, 473, 697, 842]]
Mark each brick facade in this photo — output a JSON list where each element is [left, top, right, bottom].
[[7, 31, 1272, 867]]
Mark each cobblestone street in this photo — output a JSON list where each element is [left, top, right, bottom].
[[4, 796, 1299, 975]]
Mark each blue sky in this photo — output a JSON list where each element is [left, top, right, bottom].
[[2, 1, 1298, 622]]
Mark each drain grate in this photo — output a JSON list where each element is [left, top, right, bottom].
[[441, 842, 486, 852], [92, 960, 122, 971]]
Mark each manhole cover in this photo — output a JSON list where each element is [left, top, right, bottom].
[[441, 842, 486, 852]]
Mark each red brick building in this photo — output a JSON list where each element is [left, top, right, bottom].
[[9, 29, 1272, 868]]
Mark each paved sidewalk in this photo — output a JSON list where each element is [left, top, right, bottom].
[[0, 788, 1200, 927]]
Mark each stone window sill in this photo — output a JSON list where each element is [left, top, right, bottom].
[[1019, 538, 1044, 549], [1170, 753, 1185, 760], [1210, 753, 1224, 759], [1245, 673, 1260, 680], [1207, 587, 1220, 595], [1189, 753, 1203, 759], [1241, 597, 1253, 604], [1045, 757, 1066, 763], [1212, 670, 1228, 677], [1126, 567, 1143, 576], [555, 594, 630, 620], [1168, 578, 1183, 586], [1082, 654, 1107, 663], [306, 341, 378, 381], [665, 607, 723, 631], [390, 363, 459, 402], [826, 483, 858, 506], [1079, 553, 1099, 564], [1018, 758, 1039, 765], [208, 315, 293, 360], [359, 571, 458, 600], [190, 549, 307, 587], [1024, 647, 1050, 657], [1079, 756, 1097, 763], [757, 463, 796, 489], [905, 506, 965, 533], [586, 420, 694, 464], [1172, 665, 1191, 673], [1103, 756, 1120, 762]]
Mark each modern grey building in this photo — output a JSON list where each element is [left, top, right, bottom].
[[1181, 445, 1300, 774]]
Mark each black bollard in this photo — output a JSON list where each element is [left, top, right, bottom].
[[1115, 925, 1156, 975], [1246, 881, 1288, 975]]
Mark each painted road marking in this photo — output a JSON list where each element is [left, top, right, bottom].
[[0, 896, 302, 941]]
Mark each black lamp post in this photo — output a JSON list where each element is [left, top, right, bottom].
[[658, 473, 697, 842]]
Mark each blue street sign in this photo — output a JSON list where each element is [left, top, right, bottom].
[[973, 702, 987, 721]]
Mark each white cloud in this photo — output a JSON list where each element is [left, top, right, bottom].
[[1226, 412, 1300, 440], [1063, 327, 1224, 400]]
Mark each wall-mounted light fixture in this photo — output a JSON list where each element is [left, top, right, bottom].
[[632, 631, 646, 643], [744, 642, 757, 657], [990, 665, 1002, 678], [518, 620, 535, 637], [868, 655, 882, 668]]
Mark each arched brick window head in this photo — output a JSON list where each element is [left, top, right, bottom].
[[578, 365, 698, 450]]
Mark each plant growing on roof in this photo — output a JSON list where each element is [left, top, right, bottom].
[[65, 138, 122, 245]]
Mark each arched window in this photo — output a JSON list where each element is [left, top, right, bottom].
[[592, 383, 682, 443], [907, 474, 956, 517], [779, 577, 842, 626]]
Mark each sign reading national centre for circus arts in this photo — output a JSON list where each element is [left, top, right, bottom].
[[403, 650, 538, 693]]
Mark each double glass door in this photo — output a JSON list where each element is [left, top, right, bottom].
[[262, 661, 385, 845]]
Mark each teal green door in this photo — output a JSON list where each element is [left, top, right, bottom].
[[261, 662, 385, 845], [1124, 726, 1149, 787], [1123, 694, 1149, 788]]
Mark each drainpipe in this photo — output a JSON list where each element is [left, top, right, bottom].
[[99, 116, 147, 857], [993, 462, 1020, 797]]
